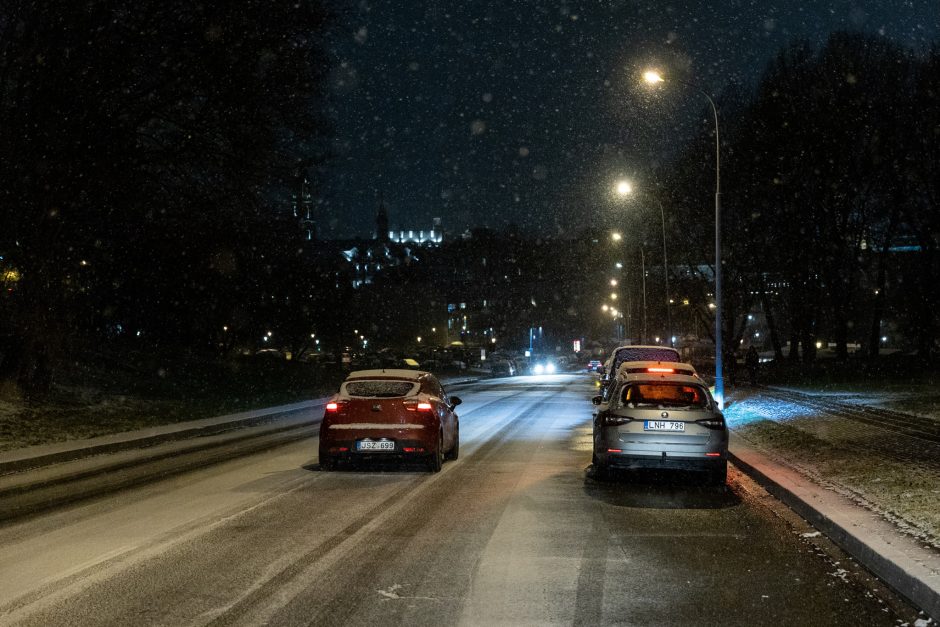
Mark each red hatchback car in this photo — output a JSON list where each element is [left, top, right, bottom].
[[318, 369, 462, 472]]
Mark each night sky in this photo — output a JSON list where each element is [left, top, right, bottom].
[[317, 1, 938, 239]]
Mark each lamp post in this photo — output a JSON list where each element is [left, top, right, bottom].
[[614, 180, 672, 348], [643, 70, 723, 406], [656, 197, 673, 347]]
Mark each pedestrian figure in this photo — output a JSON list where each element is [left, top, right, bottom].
[[745, 346, 759, 385]]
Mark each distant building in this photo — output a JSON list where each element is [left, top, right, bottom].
[[388, 216, 444, 245]]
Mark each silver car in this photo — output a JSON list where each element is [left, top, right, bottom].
[[591, 366, 728, 484]]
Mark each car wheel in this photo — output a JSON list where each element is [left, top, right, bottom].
[[427, 431, 444, 472], [445, 424, 459, 461], [709, 461, 728, 486]]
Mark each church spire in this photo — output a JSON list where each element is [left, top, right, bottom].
[[375, 192, 390, 242]]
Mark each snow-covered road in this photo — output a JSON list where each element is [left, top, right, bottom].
[[0, 375, 922, 625]]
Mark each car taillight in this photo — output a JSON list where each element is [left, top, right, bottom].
[[696, 417, 726, 429], [603, 414, 633, 426], [404, 400, 434, 412], [325, 401, 346, 413], [326, 402, 338, 412], [647, 367, 675, 373]]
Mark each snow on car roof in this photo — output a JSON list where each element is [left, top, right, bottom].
[[619, 370, 705, 387], [346, 369, 428, 380], [616, 360, 697, 373]]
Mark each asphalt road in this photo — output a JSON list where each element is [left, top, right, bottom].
[[0, 375, 917, 626]]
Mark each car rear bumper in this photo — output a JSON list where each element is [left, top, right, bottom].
[[597, 450, 726, 472], [319, 429, 437, 458], [595, 426, 728, 471]]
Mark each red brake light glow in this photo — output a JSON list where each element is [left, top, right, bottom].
[[705, 452, 722, 457], [648, 367, 675, 373], [326, 402, 339, 412], [417, 402, 433, 412]]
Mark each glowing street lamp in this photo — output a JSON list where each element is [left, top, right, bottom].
[[611, 231, 623, 242], [643, 67, 724, 406], [615, 180, 633, 196]]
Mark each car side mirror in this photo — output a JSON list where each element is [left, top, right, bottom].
[[591, 395, 604, 406], [450, 396, 462, 407]]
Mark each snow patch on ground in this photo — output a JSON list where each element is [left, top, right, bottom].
[[730, 390, 940, 550]]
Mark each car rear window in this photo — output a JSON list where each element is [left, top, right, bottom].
[[621, 383, 708, 408], [613, 347, 681, 371], [343, 381, 419, 398]]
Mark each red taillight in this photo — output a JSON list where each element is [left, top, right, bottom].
[[648, 367, 675, 373], [406, 400, 434, 412], [607, 448, 623, 453], [326, 402, 339, 412], [705, 452, 722, 457]]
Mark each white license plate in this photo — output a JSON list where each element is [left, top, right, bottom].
[[356, 440, 395, 451], [644, 421, 685, 432]]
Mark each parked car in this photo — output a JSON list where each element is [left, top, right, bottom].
[[599, 345, 681, 390], [591, 363, 728, 484], [319, 369, 461, 472], [587, 359, 602, 372], [490, 358, 517, 377]]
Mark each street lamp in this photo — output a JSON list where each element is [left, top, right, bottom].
[[614, 179, 672, 347], [643, 69, 723, 406]]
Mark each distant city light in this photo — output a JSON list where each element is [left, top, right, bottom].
[[611, 232, 622, 242], [615, 180, 633, 196], [610, 279, 618, 286], [615, 262, 623, 269], [643, 70, 664, 84]]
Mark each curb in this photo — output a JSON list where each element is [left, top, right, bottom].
[[729, 439, 940, 621]]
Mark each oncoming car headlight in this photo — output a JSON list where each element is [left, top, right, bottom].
[[532, 361, 556, 375]]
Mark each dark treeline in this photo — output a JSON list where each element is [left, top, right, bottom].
[[663, 32, 940, 364], [0, 1, 334, 394], [2, 22, 937, 398]]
